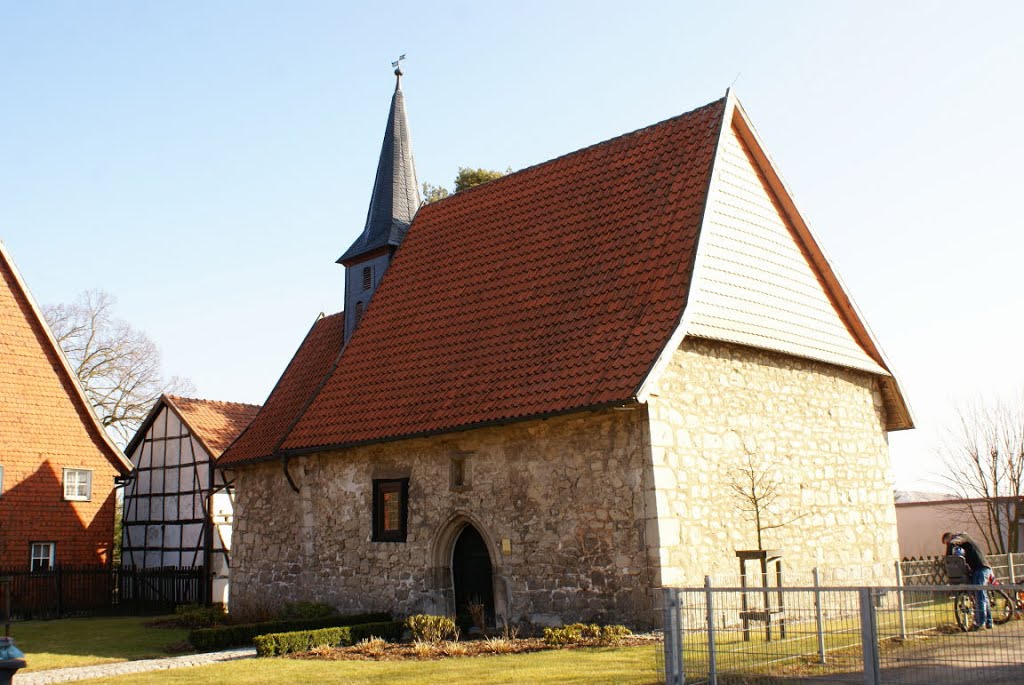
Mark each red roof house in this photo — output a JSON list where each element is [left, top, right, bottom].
[[221, 80, 913, 627], [0, 240, 132, 570]]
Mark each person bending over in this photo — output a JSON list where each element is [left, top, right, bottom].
[[942, 531, 993, 630]]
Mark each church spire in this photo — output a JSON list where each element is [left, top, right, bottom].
[[337, 60, 420, 266], [339, 60, 420, 342]]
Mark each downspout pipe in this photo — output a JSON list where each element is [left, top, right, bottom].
[[281, 453, 301, 494]]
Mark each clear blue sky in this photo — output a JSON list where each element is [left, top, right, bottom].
[[2, 1, 1022, 490]]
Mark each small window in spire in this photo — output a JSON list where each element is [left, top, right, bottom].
[[354, 301, 364, 324], [362, 267, 373, 291]]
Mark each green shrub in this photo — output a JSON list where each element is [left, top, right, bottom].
[[254, 627, 344, 657], [173, 603, 226, 629], [189, 611, 391, 651], [252, 620, 404, 657], [405, 614, 458, 643], [348, 620, 404, 644], [542, 623, 632, 647], [599, 624, 632, 644], [543, 624, 582, 646]]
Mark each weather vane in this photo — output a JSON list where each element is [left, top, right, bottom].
[[392, 54, 406, 73]]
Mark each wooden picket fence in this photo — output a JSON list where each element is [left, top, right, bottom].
[[899, 552, 1024, 586]]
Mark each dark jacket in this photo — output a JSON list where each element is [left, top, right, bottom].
[[946, 532, 990, 571]]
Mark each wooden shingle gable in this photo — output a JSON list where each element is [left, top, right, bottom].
[[638, 91, 913, 431]]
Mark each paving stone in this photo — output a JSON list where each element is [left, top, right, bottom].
[[17, 648, 255, 684]]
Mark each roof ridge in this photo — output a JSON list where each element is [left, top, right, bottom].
[[168, 395, 262, 409], [419, 96, 728, 211]]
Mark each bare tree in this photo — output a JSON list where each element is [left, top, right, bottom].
[[42, 290, 193, 446], [727, 447, 804, 550], [939, 395, 1024, 554]]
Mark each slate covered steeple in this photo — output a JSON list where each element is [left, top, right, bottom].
[[339, 65, 420, 342]]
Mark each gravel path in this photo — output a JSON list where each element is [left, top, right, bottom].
[[16, 648, 256, 684]]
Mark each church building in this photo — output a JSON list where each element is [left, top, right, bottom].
[[219, 69, 913, 628]]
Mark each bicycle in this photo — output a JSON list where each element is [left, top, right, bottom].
[[946, 555, 1016, 631]]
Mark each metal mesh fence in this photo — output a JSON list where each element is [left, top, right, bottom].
[[662, 582, 1024, 685]]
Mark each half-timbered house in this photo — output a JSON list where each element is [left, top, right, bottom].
[[122, 394, 259, 604]]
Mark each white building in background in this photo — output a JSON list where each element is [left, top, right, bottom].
[[122, 394, 259, 605]]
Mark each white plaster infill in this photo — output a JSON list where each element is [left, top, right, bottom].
[[17, 647, 255, 684]]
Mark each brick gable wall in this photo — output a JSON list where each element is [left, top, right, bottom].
[[0, 260, 121, 568]]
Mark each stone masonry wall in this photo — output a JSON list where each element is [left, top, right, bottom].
[[230, 407, 655, 627], [644, 338, 900, 587]]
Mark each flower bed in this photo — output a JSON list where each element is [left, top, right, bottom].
[[290, 633, 661, 662]]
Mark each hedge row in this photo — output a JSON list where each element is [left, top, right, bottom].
[[188, 612, 391, 651], [253, 620, 404, 657], [348, 620, 404, 644]]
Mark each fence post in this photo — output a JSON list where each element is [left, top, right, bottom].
[[705, 575, 717, 685], [894, 560, 907, 640], [56, 566, 64, 617], [859, 588, 880, 685], [663, 588, 684, 685], [813, 567, 826, 664], [2, 577, 11, 637], [1009, 553, 1016, 584]]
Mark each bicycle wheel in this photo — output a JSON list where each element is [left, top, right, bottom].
[[954, 591, 976, 631], [989, 589, 1015, 625]]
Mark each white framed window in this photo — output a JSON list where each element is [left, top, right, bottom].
[[30, 542, 55, 572], [63, 468, 92, 501]]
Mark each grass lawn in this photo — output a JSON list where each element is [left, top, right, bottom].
[[6, 597, 964, 682], [10, 615, 189, 672], [79, 645, 663, 684]]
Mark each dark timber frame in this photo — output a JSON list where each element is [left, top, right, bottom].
[[121, 399, 234, 603]]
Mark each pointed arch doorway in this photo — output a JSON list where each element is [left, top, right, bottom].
[[430, 513, 507, 629], [452, 524, 495, 628]]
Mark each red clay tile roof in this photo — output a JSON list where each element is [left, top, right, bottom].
[[220, 98, 726, 465], [220, 313, 345, 464], [0, 240, 132, 474], [165, 396, 261, 457]]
